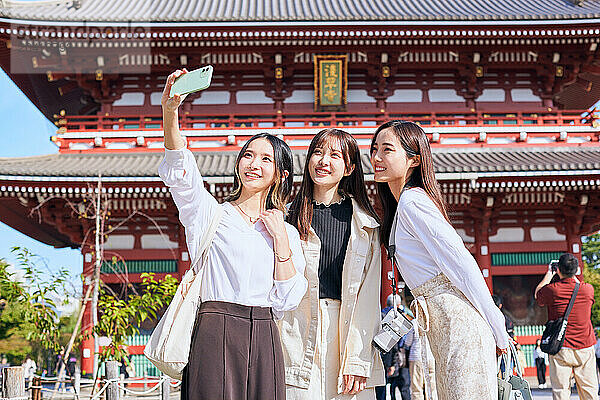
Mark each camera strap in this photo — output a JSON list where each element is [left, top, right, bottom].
[[387, 206, 400, 317]]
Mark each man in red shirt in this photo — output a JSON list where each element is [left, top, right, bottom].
[[535, 253, 598, 400]]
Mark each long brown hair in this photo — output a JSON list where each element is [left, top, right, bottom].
[[370, 121, 449, 249], [288, 128, 379, 240], [225, 133, 294, 211]]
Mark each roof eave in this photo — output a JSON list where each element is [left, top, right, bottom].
[[4, 16, 600, 28]]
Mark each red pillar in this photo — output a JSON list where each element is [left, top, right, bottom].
[[475, 241, 493, 292], [565, 227, 584, 280], [80, 248, 95, 376], [474, 206, 493, 293], [178, 225, 190, 276]]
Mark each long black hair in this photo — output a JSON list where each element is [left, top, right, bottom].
[[225, 133, 294, 211], [371, 121, 448, 248], [288, 128, 379, 240]]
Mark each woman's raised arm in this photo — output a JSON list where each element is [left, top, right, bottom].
[[161, 69, 188, 150], [158, 70, 219, 266]]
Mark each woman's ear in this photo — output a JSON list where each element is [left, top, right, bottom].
[[344, 164, 356, 177], [411, 155, 421, 168]]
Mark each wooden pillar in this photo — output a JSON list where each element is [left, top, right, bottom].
[[1, 367, 25, 400], [106, 361, 119, 400], [74, 370, 81, 396], [31, 377, 41, 400]]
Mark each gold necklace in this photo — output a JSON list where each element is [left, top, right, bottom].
[[235, 204, 261, 224]]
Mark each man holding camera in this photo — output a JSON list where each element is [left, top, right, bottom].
[[535, 253, 598, 400]]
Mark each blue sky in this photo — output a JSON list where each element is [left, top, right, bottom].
[[0, 67, 83, 293]]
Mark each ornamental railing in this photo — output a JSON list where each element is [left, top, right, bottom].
[[57, 109, 596, 133]]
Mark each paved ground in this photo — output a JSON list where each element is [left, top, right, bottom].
[[531, 388, 580, 399], [383, 386, 583, 399]]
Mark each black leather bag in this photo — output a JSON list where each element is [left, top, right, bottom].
[[540, 282, 579, 355]]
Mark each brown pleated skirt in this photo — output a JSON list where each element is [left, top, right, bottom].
[[181, 301, 285, 400]]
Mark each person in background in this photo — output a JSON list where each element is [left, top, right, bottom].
[[119, 356, 130, 381], [405, 319, 437, 400], [492, 294, 515, 339], [534, 339, 549, 389], [22, 356, 37, 384], [0, 356, 9, 380], [66, 353, 77, 377], [376, 295, 412, 400], [515, 343, 527, 372], [535, 253, 598, 400], [382, 337, 410, 400]]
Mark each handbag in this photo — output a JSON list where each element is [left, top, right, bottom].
[[497, 342, 533, 400], [144, 206, 224, 380], [540, 282, 579, 355]]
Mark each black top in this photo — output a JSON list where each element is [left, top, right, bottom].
[[311, 197, 353, 300]]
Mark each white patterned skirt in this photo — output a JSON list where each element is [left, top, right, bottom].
[[411, 274, 497, 400]]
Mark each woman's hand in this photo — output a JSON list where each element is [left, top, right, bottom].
[[161, 69, 188, 114], [259, 209, 288, 243], [260, 209, 297, 281], [496, 337, 516, 355], [343, 375, 367, 394]]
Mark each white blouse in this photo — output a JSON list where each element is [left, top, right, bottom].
[[158, 148, 308, 317], [393, 188, 509, 350]]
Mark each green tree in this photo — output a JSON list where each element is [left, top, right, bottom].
[[0, 295, 34, 364], [583, 232, 600, 326], [0, 248, 72, 364], [93, 272, 178, 363], [583, 233, 600, 269]]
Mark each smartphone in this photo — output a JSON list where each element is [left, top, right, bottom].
[[169, 65, 213, 98]]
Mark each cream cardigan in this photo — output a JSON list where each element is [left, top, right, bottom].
[[278, 198, 385, 392]]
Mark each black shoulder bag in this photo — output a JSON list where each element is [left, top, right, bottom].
[[540, 282, 579, 355]]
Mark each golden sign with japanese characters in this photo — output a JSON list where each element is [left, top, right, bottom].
[[314, 55, 348, 111]]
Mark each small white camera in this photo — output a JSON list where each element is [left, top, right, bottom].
[[373, 308, 413, 353]]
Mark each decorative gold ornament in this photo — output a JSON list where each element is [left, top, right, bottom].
[[382, 65, 390, 78], [475, 66, 484, 77]]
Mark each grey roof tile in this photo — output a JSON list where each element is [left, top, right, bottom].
[[2, 0, 600, 22], [1, 146, 600, 179]]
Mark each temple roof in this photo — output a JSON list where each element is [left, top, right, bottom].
[[2, 0, 600, 23], [1, 146, 599, 182]]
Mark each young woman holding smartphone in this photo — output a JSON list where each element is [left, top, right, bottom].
[[158, 69, 308, 400], [282, 128, 385, 399], [370, 121, 508, 400]]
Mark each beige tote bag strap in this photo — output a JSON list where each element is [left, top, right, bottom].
[[191, 204, 224, 274], [180, 205, 224, 297]]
